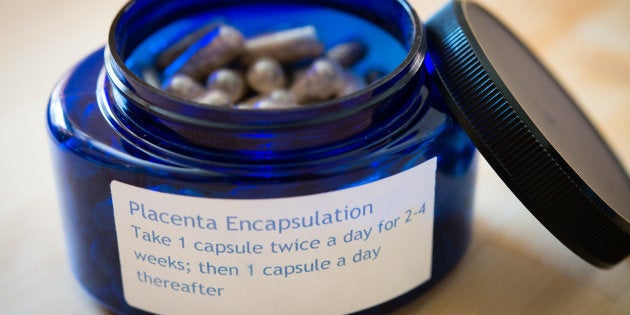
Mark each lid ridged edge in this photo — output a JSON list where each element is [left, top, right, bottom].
[[426, 1, 630, 267]]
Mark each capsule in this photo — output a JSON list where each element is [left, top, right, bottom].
[[325, 39, 368, 68], [269, 89, 296, 104], [193, 89, 233, 108], [141, 66, 161, 88], [162, 73, 205, 99], [290, 58, 345, 104], [235, 95, 265, 110], [246, 57, 287, 95], [252, 99, 297, 110], [337, 72, 367, 97], [165, 25, 245, 81], [156, 23, 220, 70], [206, 69, 246, 102], [243, 26, 324, 65], [235, 90, 296, 110], [253, 92, 297, 110]]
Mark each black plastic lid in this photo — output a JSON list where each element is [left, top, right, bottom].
[[426, 1, 630, 268]]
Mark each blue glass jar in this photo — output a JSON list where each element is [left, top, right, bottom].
[[48, 0, 477, 314]]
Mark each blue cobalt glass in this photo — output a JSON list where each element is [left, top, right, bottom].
[[47, 0, 477, 313]]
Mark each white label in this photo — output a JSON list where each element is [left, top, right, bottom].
[[111, 158, 436, 315]]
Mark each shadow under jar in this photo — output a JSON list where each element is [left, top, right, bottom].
[[47, 0, 477, 314]]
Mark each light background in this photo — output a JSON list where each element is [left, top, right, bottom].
[[0, 0, 628, 314]]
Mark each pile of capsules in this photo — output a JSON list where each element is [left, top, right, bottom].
[[143, 23, 376, 110]]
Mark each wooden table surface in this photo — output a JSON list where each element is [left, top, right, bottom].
[[0, 0, 628, 314]]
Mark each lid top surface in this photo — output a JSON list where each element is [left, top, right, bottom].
[[462, 2, 630, 219], [426, 0, 630, 267]]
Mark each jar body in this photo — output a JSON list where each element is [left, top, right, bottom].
[[48, 0, 477, 314]]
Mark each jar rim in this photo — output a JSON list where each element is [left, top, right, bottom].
[[105, 0, 426, 128]]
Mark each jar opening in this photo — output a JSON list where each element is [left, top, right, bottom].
[[102, 0, 429, 163], [107, 0, 424, 120]]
